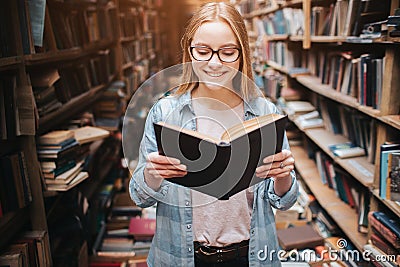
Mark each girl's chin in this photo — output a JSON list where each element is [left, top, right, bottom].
[[202, 82, 229, 91]]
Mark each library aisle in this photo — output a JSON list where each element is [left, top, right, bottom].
[[0, 0, 400, 267]]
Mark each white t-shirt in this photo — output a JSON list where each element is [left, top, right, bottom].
[[191, 99, 254, 247]]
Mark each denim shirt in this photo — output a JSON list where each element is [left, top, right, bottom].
[[129, 91, 299, 267]]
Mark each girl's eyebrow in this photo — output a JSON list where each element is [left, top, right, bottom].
[[192, 42, 239, 48]]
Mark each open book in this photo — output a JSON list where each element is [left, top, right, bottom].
[[153, 113, 288, 200]]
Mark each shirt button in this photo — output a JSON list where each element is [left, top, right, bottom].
[[251, 230, 255, 235], [250, 251, 254, 256], [187, 224, 191, 229], [185, 201, 190, 206], [188, 248, 192, 252]]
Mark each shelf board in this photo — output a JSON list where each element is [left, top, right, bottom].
[[310, 36, 346, 43], [0, 56, 22, 71], [301, 127, 374, 187], [265, 34, 289, 41], [0, 208, 29, 250], [289, 35, 303, 42], [267, 60, 289, 74], [296, 75, 381, 119], [120, 36, 137, 43], [372, 189, 400, 218], [291, 145, 368, 251], [244, 5, 279, 18], [379, 115, 400, 131], [25, 40, 115, 66], [38, 74, 116, 134]]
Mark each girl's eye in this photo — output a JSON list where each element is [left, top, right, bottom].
[[221, 49, 236, 56], [195, 48, 211, 55]]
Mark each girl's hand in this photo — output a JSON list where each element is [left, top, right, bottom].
[[144, 152, 187, 190], [255, 149, 295, 179]]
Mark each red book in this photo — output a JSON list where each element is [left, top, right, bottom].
[[368, 211, 400, 248], [128, 217, 156, 241]]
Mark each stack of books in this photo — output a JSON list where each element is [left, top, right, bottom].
[[37, 130, 88, 191]]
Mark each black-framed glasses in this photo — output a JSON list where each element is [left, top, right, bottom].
[[190, 46, 241, 63]]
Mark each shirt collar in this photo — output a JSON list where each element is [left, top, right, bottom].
[[176, 90, 260, 117]]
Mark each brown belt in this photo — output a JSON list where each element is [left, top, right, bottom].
[[194, 240, 249, 263]]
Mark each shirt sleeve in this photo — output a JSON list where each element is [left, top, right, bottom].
[[129, 103, 170, 208], [265, 130, 299, 210]]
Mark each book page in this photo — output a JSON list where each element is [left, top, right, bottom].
[[155, 122, 222, 144], [221, 113, 285, 142]]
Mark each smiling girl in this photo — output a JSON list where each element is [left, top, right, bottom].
[[130, 2, 299, 266]]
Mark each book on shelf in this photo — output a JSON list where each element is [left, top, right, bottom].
[[0, 252, 24, 267], [284, 101, 316, 116], [386, 152, 400, 202], [372, 211, 400, 240], [154, 113, 288, 200], [46, 171, 89, 191], [276, 224, 324, 250], [70, 126, 110, 145], [379, 143, 400, 199], [328, 142, 366, 158], [18, 230, 51, 267], [44, 161, 83, 185], [370, 231, 400, 257], [38, 130, 74, 145], [294, 110, 325, 130], [128, 217, 156, 242], [0, 152, 32, 212]]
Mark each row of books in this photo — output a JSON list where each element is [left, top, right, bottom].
[[264, 41, 309, 73], [46, 0, 119, 51], [0, 230, 51, 267], [119, 7, 159, 39], [314, 150, 370, 233], [283, 99, 376, 163], [0, 151, 32, 216], [29, 52, 116, 116], [317, 98, 377, 164], [308, 51, 385, 110], [37, 126, 110, 191], [275, 180, 365, 266], [122, 39, 148, 65], [90, 189, 152, 266], [367, 211, 400, 266], [379, 142, 400, 202], [254, 8, 304, 36]]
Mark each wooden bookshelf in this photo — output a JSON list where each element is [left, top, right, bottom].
[[38, 74, 117, 134], [0, 208, 29, 249], [296, 76, 382, 119], [372, 189, 400, 218], [0, 56, 22, 71], [291, 145, 368, 252], [310, 36, 346, 43], [243, 0, 400, 260], [25, 40, 115, 66], [1, 0, 166, 264], [293, 124, 375, 187]]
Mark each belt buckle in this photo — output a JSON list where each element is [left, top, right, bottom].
[[216, 249, 224, 263]]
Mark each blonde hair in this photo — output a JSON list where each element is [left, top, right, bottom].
[[175, 2, 257, 100]]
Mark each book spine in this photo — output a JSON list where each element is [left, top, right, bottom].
[[368, 212, 400, 248]]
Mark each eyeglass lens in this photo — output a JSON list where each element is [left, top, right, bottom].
[[191, 46, 240, 63]]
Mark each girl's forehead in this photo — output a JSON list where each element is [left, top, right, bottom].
[[192, 21, 237, 45]]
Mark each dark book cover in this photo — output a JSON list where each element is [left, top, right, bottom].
[[373, 211, 400, 238], [368, 211, 400, 248], [154, 115, 288, 200], [277, 224, 324, 250]]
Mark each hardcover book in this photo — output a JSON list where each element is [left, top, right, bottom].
[[153, 114, 288, 200], [277, 224, 324, 250]]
